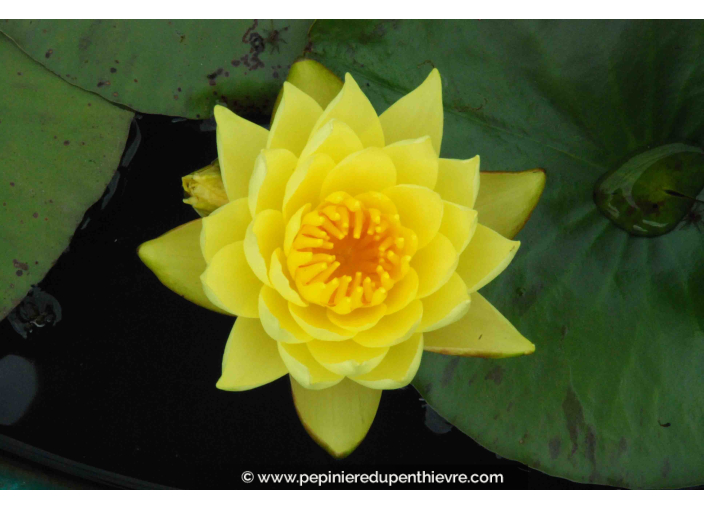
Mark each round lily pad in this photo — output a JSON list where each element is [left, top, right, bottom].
[[307, 20, 704, 488]]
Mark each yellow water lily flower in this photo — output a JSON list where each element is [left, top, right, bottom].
[[138, 60, 545, 458]]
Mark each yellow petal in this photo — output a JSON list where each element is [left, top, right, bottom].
[[383, 268, 419, 315], [354, 299, 423, 348], [289, 303, 355, 341], [438, 202, 478, 254], [474, 169, 546, 239], [214, 105, 269, 201], [138, 220, 228, 314], [424, 292, 535, 357], [351, 333, 424, 390], [327, 304, 388, 333], [382, 137, 438, 189], [259, 285, 312, 344], [419, 273, 471, 332], [307, 340, 388, 377], [456, 224, 520, 294], [200, 198, 251, 264], [269, 248, 307, 307], [279, 343, 343, 390], [284, 203, 312, 257], [271, 59, 343, 122], [267, 82, 323, 156], [355, 190, 398, 216], [379, 69, 443, 154], [282, 155, 335, 221], [200, 241, 261, 318], [243, 210, 285, 287], [248, 148, 298, 217], [216, 318, 288, 391], [435, 156, 480, 209], [299, 119, 365, 164], [320, 148, 396, 200], [310, 73, 385, 148], [411, 232, 458, 298], [291, 377, 380, 458], [383, 185, 443, 250]]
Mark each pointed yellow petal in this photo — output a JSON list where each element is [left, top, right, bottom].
[[138, 220, 229, 314], [438, 202, 478, 254], [291, 377, 380, 458], [216, 318, 287, 391], [307, 340, 388, 377], [382, 136, 438, 189], [200, 241, 262, 318], [282, 154, 335, 221], [379, 69, 443, 154], [279, 343, 343, 390], [243, 210, 285, 287], [351, 333, 424, 390], [354, 299, 423, 348], [259, 285, 312, 344], [200, 198, 251, 264], [271, 59, 343, 122], [289, 303, 355, 341], [424, 292, 535, 357], [310, 73, 385, 148], [411, 232, 458, 298], [214, 105, 269, 201], [327, 304, 387, 333], [269, 248, 307, 307], [383, 184, 443, 250], [419, 273, 471, 332], [299, 119, 365, 164], [267, 82, 323, 156], [456, 224, 520, 294], [248, 148, 298, 217], [320, 148, 396, 199], [383, 268, 419, 315], [474, 169, 546, 239], [435, 156, 480, 209]]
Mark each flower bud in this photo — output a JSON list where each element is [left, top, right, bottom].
[[182, 160, 228, 216]]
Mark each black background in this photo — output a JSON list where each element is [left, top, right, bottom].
[[0, 115, 596, 489]]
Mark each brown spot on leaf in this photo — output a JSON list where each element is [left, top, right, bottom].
[[45, 49, 53, 58], [661, 459, 670, 478], [110, 67, 117, 73], [484, 365, 504, 385], [562, 387, 586, 458], [13, 259, 29, 271], [658, 419, 671, 428], [549, 437, 561, 459], [440, 357, 460, 387], [32, 212, 38, 218], [63, 140, 70, 146], [16, 270, 23, 277]]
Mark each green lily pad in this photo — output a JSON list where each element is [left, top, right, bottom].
[[307, 20, 704, 488], [0, 34, 133, 320], [1, 20, 312, 119]]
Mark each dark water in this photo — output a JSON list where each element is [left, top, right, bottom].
[[0, 115, 593, 489]]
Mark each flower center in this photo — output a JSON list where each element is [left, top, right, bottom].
[[288, 191, 416, 314]]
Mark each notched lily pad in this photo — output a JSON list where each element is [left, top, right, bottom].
[[0, 33, 133, 320], [1, 20, 312, 119]]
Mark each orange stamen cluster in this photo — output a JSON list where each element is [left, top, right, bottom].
[[288, 192, 418, 314]]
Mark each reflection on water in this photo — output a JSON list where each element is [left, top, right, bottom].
[[0, 355, 37, 426]]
